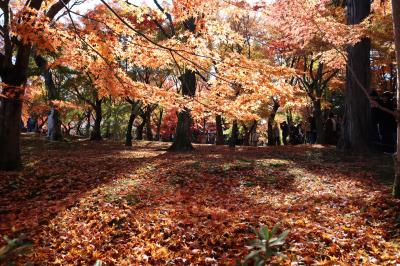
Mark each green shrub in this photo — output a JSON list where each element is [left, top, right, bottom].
[[238, 223, 289, 266]]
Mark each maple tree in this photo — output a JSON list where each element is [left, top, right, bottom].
[[1, 0, 400, 264]]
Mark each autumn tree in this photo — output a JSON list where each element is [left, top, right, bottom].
[[0, 0, 71, 170]]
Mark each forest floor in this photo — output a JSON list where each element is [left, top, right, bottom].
[[1, 134, 400, 265]]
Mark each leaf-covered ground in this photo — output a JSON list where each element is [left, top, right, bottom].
[[1, 135, 400, 265]]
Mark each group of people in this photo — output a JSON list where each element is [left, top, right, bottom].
[[21, 117, 38, 133], [270, 113, 341, 146], [371, 90, 397, 152]]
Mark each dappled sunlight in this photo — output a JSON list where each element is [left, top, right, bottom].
[[1, 138, 400, 264]]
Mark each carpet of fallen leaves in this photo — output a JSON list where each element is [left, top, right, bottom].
[[1, 134, 400, 265]]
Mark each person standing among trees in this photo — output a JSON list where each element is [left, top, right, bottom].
[[280, 121, 289, 145], [325, 113, 337, 145], [47, 108, 55, 139], [307, 115, 317, 144], [370, 90, 381, 144], [379, 91, 396, 152]]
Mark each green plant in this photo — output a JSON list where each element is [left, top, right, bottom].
[[0, 235, 32, 264], [238, 223, 289, 266]]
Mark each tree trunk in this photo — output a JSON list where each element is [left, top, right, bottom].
[[125, 105, 137, 146], [90, 100, 102, 141], [268, 101, 280, 146], [169, 109, 193, 151], [145, 108, 153, 141], [243, 120, 256, 146], [313, 100, 324, 144], [229, 120, 238, 148], [85, 110, 91, 137], [49, 108, 63, 141], [136, 119, 146, 140], [215, 115, 224, 145], [0, 94, 22, 170], [156, 109, 163, 141], [169, 69, 196, 151], [391, 0, 400, 198], [169, 18, 196, 151], [338, 0, 371, 151]]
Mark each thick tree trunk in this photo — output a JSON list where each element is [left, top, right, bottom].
[[169, 69, 196, 151], [169, 109, 193, 151], [49, 108, 63, 141], [0, 46, 31, 170], [313, 100, 324, 144], [229, 120, 238, 148], [338, 0, 371, 151], [0, 95, 22, 170], [391, 0, 400, 198], [215, 115, 224, 145], [90, 100, 102, 141], [125, 106, 137, 146]]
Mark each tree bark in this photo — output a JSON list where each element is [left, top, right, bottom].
[[136, 119, 146, 140], [229, 120, 238, 148], [0, 92, 23, 170], [338, 0, 371, 151], [90, 99, 103, 141], [215, 115, 225, 145], [313, 100, 324, 144], [85, 110, 91, 137], [243, 120, 257, 146], [391, 0, 400, 198], [145, 107, 153, 141], [169, 69, 196, 151], [268, 101, 280, 146], [156, 109, 163, 141], [125, 105, 137, 146]]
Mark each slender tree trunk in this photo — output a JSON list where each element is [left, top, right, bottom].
[[136, 119, 146, 140], [338, 0, 371, 151], [90, 100, 102, 141], [229, 120, 238, 148], [145, 108, 153, 141], [268, 101, 280, 146], [125, 105, 137, 146], [215, 115, 224, 145], [85, 110, 91, 137], [391, 0, 400, 198], [313, 100, 324, 144], [243, 120, 256, 146], [156, 109, 163, 141], [243, 125, 250, 146]]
